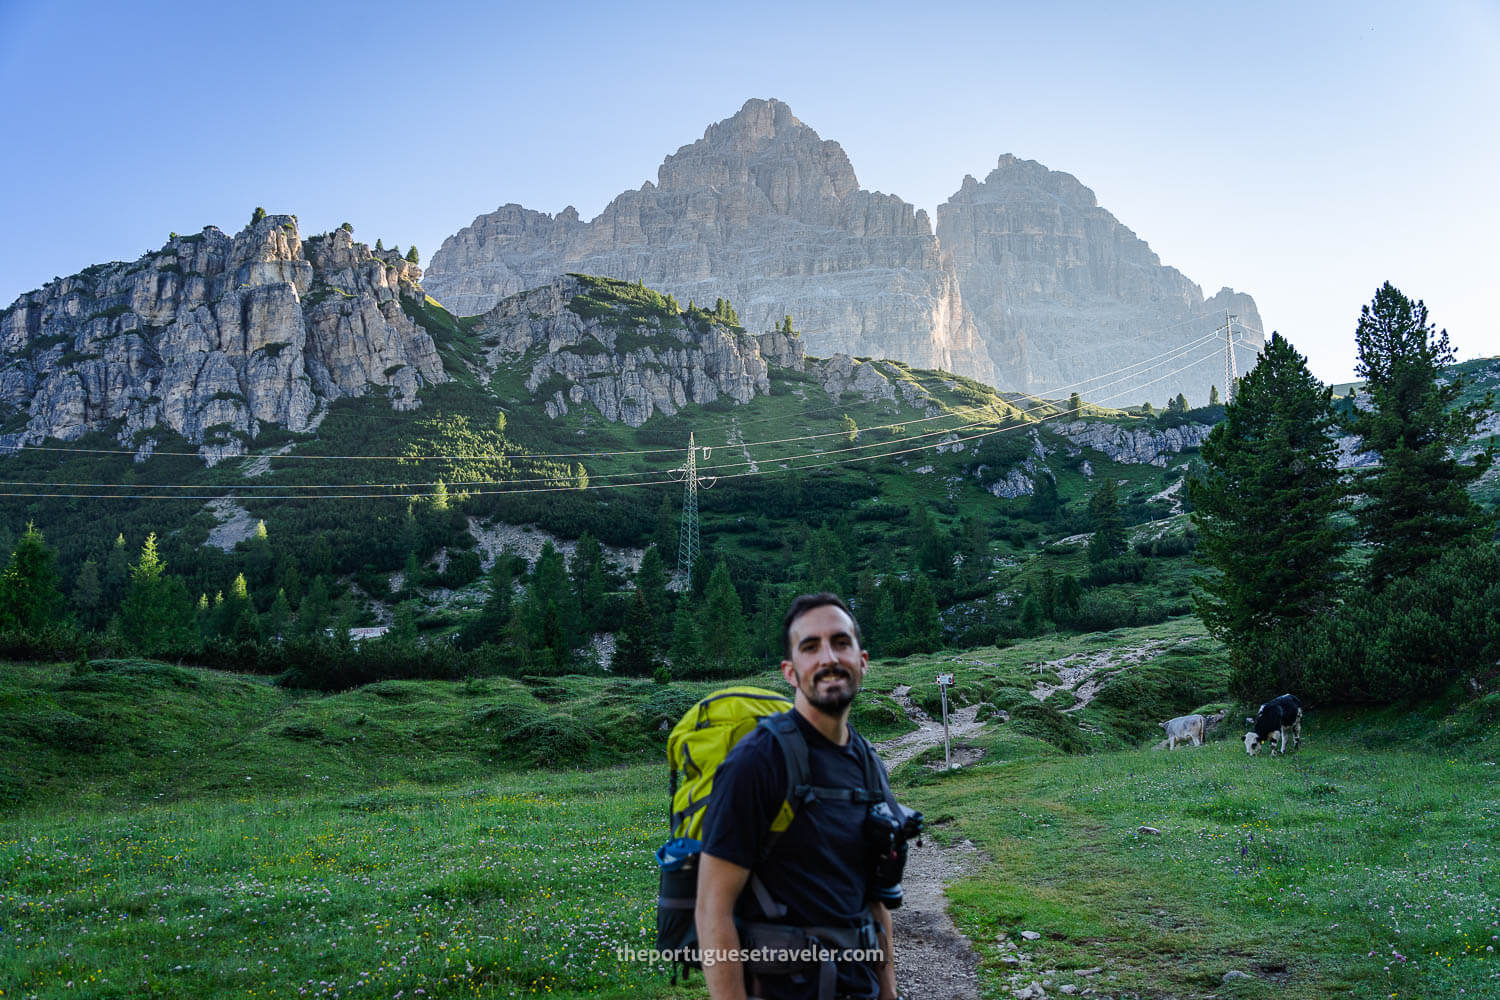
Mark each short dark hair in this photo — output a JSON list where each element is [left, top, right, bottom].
[[781, 592, 863, 658]]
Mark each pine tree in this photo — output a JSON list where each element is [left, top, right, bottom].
[[634, 544, 671, 627], [698, 559, 750, 676], [1068, 392, 1082, 418], [406, 245, 420, 264], [298, 576, 333, 637], [0, 523, 64, 632], [570, 533, 608, 632], [118, 533, 196, 654], [1086, 480, 1126, 563], [905, 575, 943, 652], [102, 533, 129, 612], [457, 560, 515, 650], [1188, 332, 1348, 695], [613, 590, 659, 677], [1347, 283, 1493, 591], [668, 598, 704, 677], [266, 589, 292, 641], [1209, 385, 1221, 406], [71, 558, 103, 629], [523, 542, 582, 655], [1028, 472, 1061, 521]]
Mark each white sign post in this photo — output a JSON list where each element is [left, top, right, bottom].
[[936, 673, 955, 769]]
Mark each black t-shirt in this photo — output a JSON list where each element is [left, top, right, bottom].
[[700, 709, 888, 1000]]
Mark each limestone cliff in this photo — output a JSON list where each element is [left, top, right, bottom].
[[426, 99, 996, 385], [0, 217, 445, 462], [475, 275, 801, 427], [937, 155, 1262, 404]]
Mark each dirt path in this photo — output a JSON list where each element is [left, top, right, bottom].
[[879, 685, 987, 771], [873, 639, 1200, 997], [874, 688, 988, 999]]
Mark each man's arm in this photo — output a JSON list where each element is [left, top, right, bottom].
[[871, 901, 898, 1000], [697, 852, 752, 1000]]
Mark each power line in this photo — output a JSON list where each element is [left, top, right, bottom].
[[0, 322, 1241, 465], [0, 333, 1233, 493], [0, 338, 1231, 501]]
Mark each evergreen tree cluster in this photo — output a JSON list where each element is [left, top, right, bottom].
[[1191, 283, 1496, 705]]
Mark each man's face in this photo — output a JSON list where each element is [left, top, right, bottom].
[[781, 603, 868, 714]]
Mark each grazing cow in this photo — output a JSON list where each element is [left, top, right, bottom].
[[1244, 693, 1303, 756], [1161, 713, 1206, 750]]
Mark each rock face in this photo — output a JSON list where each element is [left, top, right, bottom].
[[937, 155, 1262, 405], [0, 218, 445, 462], [426, 99, 997, 385], [473, 274, 949, 432], [429, 101, 1264, 402], [477, 276, 800, 427], [1049, 419, 1214, 467]]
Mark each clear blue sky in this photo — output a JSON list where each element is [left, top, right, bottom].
[[2, 0, 1496, 385]]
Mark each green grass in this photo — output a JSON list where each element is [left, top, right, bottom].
[[4, 630, 1500, 998], [906, 723, 1500, 999]]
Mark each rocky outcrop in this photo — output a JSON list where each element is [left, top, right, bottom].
[[1049, 419, 1213, 467], [476, 276, 794, 426], [0, 218, 444, 462], [472, 275, 963, 430], [937, 155, 1262, 404], [426, 99, 997, 385]]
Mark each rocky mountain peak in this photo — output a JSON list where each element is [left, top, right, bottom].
[[424, 100, 993, 382], [0, 215, 444, 463]]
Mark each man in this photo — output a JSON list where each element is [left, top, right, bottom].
[[696, 593, 901, 1000]]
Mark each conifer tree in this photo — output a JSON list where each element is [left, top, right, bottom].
[[0, 523, 64, 632], [406, 245, 420, 264], [1347, 283, 1493, 591], [1189, 332, 1347, 694], [266, 589, 292, 641], [1086, 479, 1126, 563], [298, 576, 333, 637], [71, 558, 103, 629], [905, 575, 943, 652], [699, 559, 750, 676], [668, 598, 703, 677], [634, 544, 671, 624], [613, 590, 659, 677], [569, 533, 608, 632], [102, 533, 129, 611], [457, 559, 515, 650], [119, 533, 196, 654], [1068, 392, 1082, 417], [1209, 385, 1221, 406]]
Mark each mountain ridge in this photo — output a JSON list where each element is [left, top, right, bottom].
[[425, 98, 1262, 402]]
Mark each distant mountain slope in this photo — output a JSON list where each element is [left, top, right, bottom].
[[937, 155, 1261, 402], [0, 217, 444, 462], [425, 98, 997, 385], [426, 98, 1262, 403]]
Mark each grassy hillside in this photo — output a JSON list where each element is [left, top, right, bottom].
[[3, 633, 1498, 998]]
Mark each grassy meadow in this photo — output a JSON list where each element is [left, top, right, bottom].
[[3, 628, 1499, 999]]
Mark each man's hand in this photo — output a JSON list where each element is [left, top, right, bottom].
[[697, 852, 752, 1000], [871, 901, 898, 1000]]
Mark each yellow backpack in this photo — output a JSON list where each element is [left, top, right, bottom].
[[667, 686, 796, 839]]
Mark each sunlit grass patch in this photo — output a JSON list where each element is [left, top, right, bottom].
[[907, 732, 1500, 999]]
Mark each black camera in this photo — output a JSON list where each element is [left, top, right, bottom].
[[863, 801, 923, 909]]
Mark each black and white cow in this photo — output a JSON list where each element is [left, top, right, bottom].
[[1244, 693, 1302, 756]]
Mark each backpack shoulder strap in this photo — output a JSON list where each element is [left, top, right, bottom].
[[760, 711, 812, 810]]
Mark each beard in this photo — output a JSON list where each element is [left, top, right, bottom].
[[801, 664, 860, 713]]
